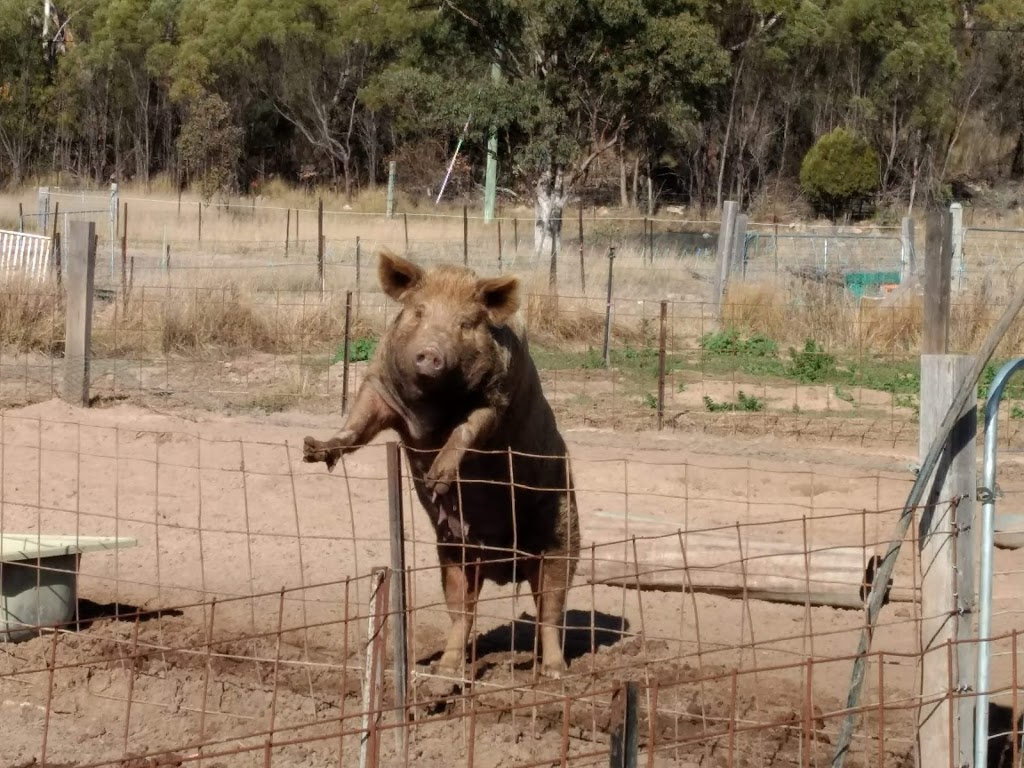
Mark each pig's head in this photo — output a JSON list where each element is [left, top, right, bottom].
[[377, 249, 520, 395]]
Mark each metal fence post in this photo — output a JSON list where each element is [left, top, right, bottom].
[[976, 357, 1024, 768]]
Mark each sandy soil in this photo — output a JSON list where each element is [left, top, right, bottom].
[[1, 397, 1024, 767]]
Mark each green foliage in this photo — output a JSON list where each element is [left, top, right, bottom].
[[786, 340, 837, 383], [703, 391, 764, 412], [331, 337, 378, 365], [700, 327, 778, 357], [176, 90, 243, 202], [894, 393, 920, 417], [834, 386, 854, 403], [0, 0, 1012, 218], [799, 127, 879, 219]]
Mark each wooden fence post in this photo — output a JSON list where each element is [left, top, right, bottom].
[[924, 210, 953, 354], [609, 680, 639, 768], [731, 213, 749, 279], [49, 201, 60, 276], [917, 206, 976, 768], [342, 291, 352, 415], [386, 160, 397, 219], [63, 221, 96, 407], [712, 201, 738, 319], [317, 198, 325, 294], [578, 206, 586, 292], [657, 300, 668, 430], [602, 247, 616, 368], [355, 236, 362, 293]]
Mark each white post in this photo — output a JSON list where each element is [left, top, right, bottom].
[[950, 202, 964, 290], [901, 216, 916, 282], [37, 186, 49, 234]]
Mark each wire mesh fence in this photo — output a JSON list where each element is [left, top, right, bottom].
[[1, 406, 1000, 767], [6, 273, 1024, 448]]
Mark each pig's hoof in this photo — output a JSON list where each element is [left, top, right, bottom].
[[303, 437, 339, 471], [540, 659, 567, 679], [432, 651, 466, 676]]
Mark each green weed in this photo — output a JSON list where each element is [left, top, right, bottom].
[[703, 391, 764, 412]]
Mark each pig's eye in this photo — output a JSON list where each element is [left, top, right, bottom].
[[412, 306, 424, 320], [460, 319, 475, 331]]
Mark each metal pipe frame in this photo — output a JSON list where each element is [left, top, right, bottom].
[[975, 356, 1024, 768]]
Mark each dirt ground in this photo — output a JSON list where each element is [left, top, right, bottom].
[[2, 397, 1024, 767]]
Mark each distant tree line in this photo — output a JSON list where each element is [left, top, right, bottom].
[[1, 0, 1023, 229]]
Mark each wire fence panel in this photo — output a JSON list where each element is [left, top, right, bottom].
[[0, 407, 989, 767]]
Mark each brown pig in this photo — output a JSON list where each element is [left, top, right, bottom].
[[303, 249, 580, 677]]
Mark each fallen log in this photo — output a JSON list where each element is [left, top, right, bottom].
[[577, 518, 910, 609]]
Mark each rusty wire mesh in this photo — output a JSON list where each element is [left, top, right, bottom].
[[0, 410, 999, 767]]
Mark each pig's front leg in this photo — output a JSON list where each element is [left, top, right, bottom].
[[424, 406, 498, 496], [303, 380, 400, 471]]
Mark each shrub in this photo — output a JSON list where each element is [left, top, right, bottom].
[[799, 127, 879, 220]]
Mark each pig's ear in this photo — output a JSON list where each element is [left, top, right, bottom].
[[378, 248, 424, 302], [477, 274, 520, 326]]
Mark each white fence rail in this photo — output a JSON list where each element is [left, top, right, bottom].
[[0, 229, 54, 281]]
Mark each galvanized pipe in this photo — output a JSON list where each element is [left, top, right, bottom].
[[975, 356, 1024, 768]]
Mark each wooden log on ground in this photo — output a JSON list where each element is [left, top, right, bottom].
[[577, 518, 911, 609]]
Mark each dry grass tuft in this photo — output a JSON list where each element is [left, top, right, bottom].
[[721, 277, 1024, 357], [722, 280, 857, 349], [161, 286, 276, 354], [524, 290, 646, 347], [0, 278, 65, 353]]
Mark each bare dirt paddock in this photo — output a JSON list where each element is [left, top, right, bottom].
[[3, 399, 1024, 767]]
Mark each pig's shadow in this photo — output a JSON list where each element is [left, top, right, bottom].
[[416, 609, 630, 675]]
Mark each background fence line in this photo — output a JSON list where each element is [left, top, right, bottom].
[[5, 193, 1024, 766]]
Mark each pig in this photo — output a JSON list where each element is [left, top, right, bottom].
[[303, 249, 581, 677]]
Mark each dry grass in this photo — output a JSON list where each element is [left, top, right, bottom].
[[0, 277, 362, 360], [7, 178, 1024, 369], [720, 277, 1024, 358], [5, 269, 1023, 366], [0, 277, 65, 353], [524, 290, 646, 347]]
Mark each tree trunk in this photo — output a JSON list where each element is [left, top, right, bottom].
[[619, 144, 629, 208], [716, 55, 745, 212], [1012, 129, 1024, 180], [908, 153, 920, 217], [646, 160, 654, 216], [631, 155, 639, 209], [534, 165, 566, 288]]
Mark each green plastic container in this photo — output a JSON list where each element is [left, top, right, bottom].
[[844, 271, 901, 298]]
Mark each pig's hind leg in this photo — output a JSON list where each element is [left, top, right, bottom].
[[435, 555, 482, 675], [527, 495, 580, 678]]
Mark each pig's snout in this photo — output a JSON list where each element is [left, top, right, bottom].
[[415, 345, 445, 377]]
